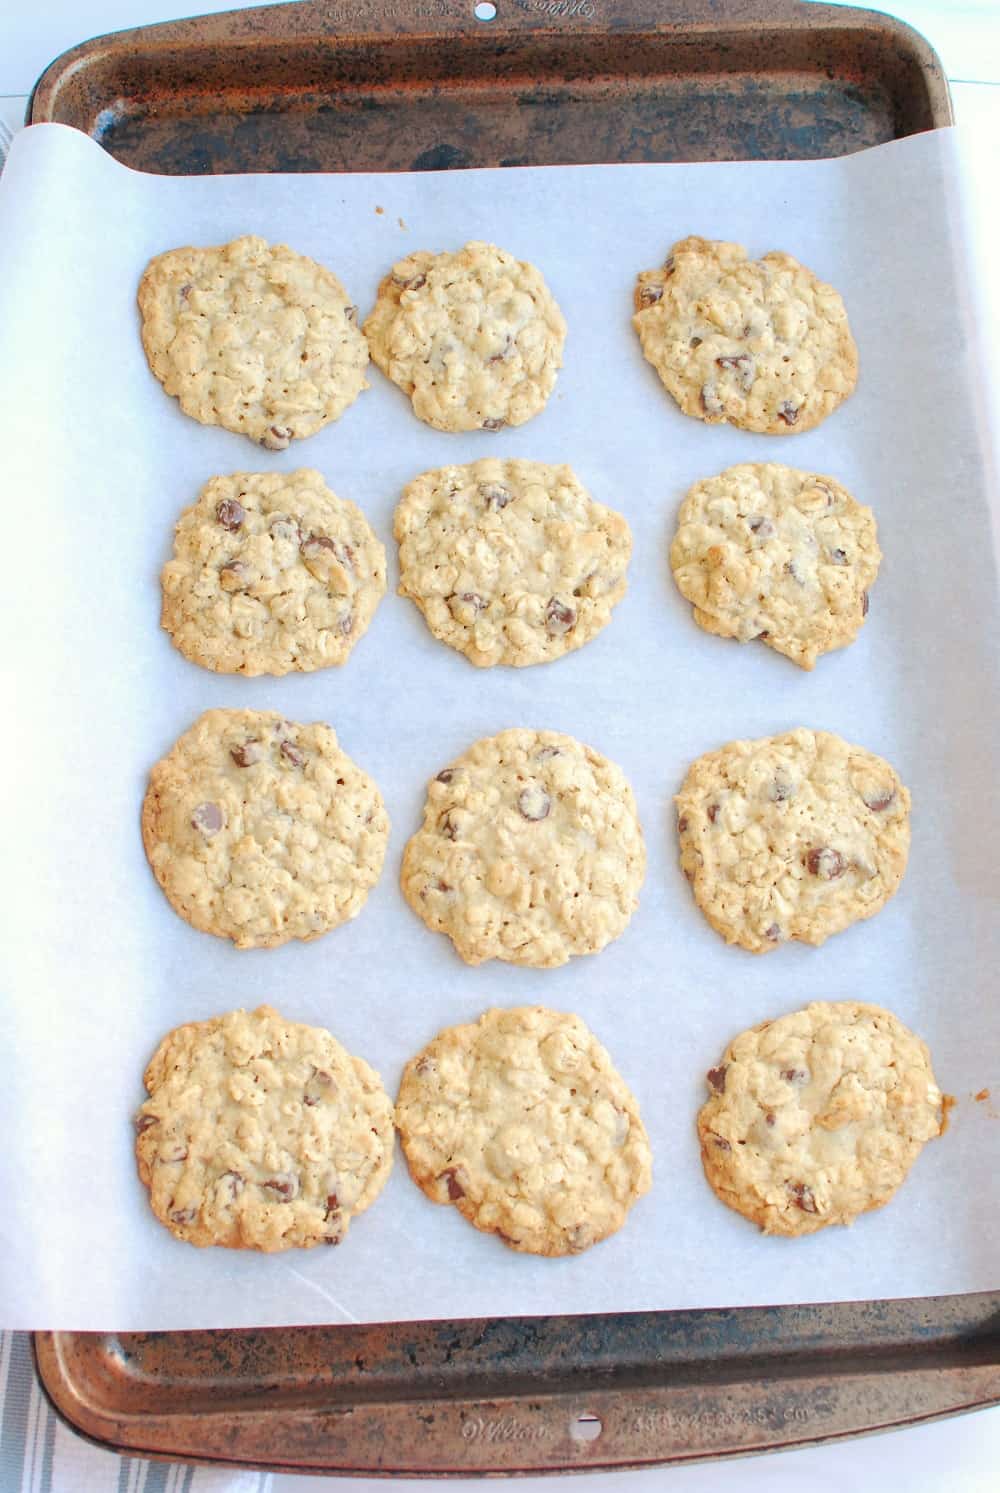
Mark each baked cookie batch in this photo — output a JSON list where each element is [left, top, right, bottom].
[[133, 232, 946, 1256]]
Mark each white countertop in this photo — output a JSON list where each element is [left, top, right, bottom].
[[2, 3, 997, 1489]]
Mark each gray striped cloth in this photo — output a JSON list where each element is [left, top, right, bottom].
[[1, 1333, 273, 1493]]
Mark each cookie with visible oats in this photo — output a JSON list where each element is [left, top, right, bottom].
[[141, 709, 389, 950], [160, 469, 386, 676], [363, 242, 566, 432], [633, 236, 857, 434], [138, 235, 369, 448], [698, 1001, 944, 1236], [135, 1005, 394, 1251], [670, 464, 880, 669], [396, 1006, 652, 1255], [676, 728, 910, 953], [401, 729, 646, 968], [395, 458, 631, 667]]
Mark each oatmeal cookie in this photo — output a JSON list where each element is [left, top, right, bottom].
[[396, 1005, 652, 1254], [395, 459, 631, 666], [698, 1001, 944, 1235], [135, 1005, 394, 1250], [160, 469, 386, 675], [676, 728, 910, 952], [363, 242, 566, 431], [670, 464, 879, 669], [401, 729, 646, 967], [633, 236, 857, 434], [141, 709, 389, 949], [138, 235, 368, 447]]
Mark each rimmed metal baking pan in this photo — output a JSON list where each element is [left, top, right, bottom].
[[35, 1294, 1000, 1474], [29, 0, 951, 173], [29, 0, 987, 1476]]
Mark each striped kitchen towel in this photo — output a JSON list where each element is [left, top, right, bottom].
[[1, 1333, 273, 1493]]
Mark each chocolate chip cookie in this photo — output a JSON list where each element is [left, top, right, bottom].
[[138, 235, 369, 447], [160, 469, 386, 675], [670, 464, 880, 669], [363, 242, 566, 432], [395, 458, 631, 667], [676, 728, 910, 952], [141, 709, 389, 949], [396, 1006, 652, 1255], [698, 1001, 945, 1236], [633, 236, 858, 434], [401, 729, 646, 968], [136, 1005, 394, 1250]]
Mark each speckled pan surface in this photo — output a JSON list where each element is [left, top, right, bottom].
[[30, 0, 950, 173]]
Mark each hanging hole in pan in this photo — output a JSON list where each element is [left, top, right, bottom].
[[474, 2, 498, 20], [569, 1412, 603, 1443]]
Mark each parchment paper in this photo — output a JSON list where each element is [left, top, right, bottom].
[[1, 123, 998, 1331]]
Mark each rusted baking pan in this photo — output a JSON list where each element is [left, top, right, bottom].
[[28, 0, 951, 173], [35, 1294, 1000, 1475]]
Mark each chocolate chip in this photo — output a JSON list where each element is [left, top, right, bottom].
[[535, 746, 562, 760], [262, 1174, 299, 1201], [862, 591, 870, 616], [716, 353, 755, 391], [191, 801, 223, 837], [439, 810, 460, 840], [663, 255, 675, 273], [481, 416, 507, 432], [219, 560, 251, 592], [863, 787, 896, 812], [134, 1114, 158, 1133], [170, 1206, 198, 1225], [480, 482, 513, 509], [435, 768, 455, 785], [637, 283, 663, 308], [261, 425, 293, 450], [340, 611, 354, 637], [689, 335, 702, 347], [486, 337, 514, 365], [777, 401, 799, 427], [828, 547, 848, 565], [806, 847, 847, 880], [345, 304, 358, 322], [301, 533, 337, 559], [765, 1112, 776, 1127], [711, 1136, 731, 1152], [448, 591, 486, 619], [393, 272, 426, 291], [280, 740, 305, 768], [270, 515, 302, 545], [179, 283, 193, 302], [707, 1065, 727, 1093], [216, 498, 245, 531], [748, 516, 775, 539], [440, 1168, 465, 1200], [788, 1181, 818, 1213], [764, 923, 781, 942], [517, 785, 551, 822], [230, 740, 263, 768], [677, 815, 689, 833], [701, 383, 725, 418], [221, 1171, 245, 1200], [781, 1068, 809, 1083], [707, 803, 720, 823], [545, 597, 576, 634]]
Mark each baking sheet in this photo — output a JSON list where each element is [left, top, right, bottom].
[[1, 122, 998, 1332]]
